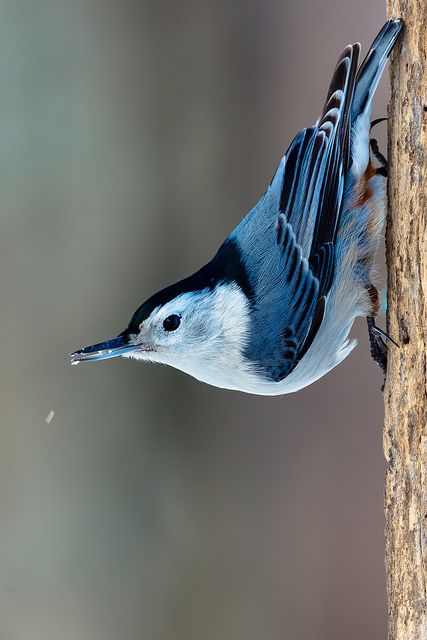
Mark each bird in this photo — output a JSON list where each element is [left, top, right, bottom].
[[70, 19, 403, 396]]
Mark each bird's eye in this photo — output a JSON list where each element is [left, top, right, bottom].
[[163, 314, 181, 332]]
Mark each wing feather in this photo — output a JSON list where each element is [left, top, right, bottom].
[[248, 43, 361, 380]]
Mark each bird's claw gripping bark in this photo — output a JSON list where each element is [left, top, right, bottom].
[[366, 316, 399, 390]]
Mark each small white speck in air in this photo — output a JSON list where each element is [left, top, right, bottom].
[[45, 410, 55, 424]]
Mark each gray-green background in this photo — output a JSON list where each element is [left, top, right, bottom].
[[1, 1, 391, 638]]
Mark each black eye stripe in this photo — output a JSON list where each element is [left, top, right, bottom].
[[163, 314, 181, 332]]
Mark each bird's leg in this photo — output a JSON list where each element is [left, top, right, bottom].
[[367, 315, 388, 380], [370, 118, 388, 177], [370, 137, 388, 177], [366, 282, 399, 388], [366, 316, 399, 391], [366, 317, 400, 390]]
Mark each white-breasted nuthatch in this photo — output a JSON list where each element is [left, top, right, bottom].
[[70, 20, 402, 395]]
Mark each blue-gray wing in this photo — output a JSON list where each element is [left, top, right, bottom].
[[245, 44, 360, 381], [272, 43, 360, 296]]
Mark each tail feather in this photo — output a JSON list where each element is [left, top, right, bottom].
[[350, 19, 402, 175], [352, 19, 402, 123]]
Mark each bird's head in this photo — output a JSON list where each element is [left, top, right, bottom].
[[70, 242, 254, 387], [70, 239, 260, 388]]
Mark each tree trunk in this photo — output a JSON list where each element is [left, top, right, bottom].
[[385, 3, 427, 639]]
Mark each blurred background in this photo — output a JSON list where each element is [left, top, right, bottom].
[[0, 1, 392, 638]]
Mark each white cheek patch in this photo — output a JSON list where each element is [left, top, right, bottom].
[[163, 283, 255, 390], [209, 283, 251, 346]]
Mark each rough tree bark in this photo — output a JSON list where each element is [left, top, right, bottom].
[[384, 3, 427, 639]]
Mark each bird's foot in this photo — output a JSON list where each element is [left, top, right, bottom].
[[369, 118, 388, 176], [366, 316, 399, 390], [370, 138, 388, 176]]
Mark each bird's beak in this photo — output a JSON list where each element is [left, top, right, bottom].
[[69, 334, 137, 365]]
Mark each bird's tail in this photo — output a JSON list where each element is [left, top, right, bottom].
[[350, 19, 402, 174], [352, 19, 402, 122]]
